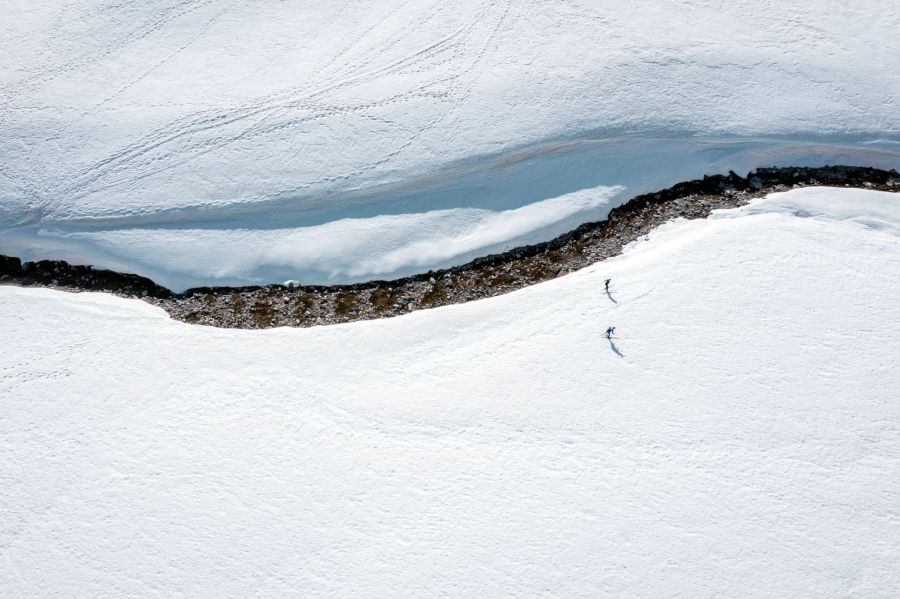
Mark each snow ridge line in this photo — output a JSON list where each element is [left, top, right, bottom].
[[1, 166, 898, 329]]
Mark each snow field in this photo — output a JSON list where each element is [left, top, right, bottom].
[[2, 187, 899, 597]]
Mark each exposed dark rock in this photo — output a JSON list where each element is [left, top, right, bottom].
[[8, 259, 172, 298], [0, 255, 23, 278]]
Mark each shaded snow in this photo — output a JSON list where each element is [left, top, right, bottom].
[[2, 187, 899, 597], [2, 1, 899, 286]]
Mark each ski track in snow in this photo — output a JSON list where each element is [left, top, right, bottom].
[[2, 1, 899, 288], [2, 187, 899, 597]]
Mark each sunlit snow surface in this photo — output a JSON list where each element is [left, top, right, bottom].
[[2, 1, 899, 288], [2, 188, 899, 597]]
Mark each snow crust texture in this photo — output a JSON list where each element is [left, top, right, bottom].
[[2, 1, 900, 288], [2, 188, 899, 597]]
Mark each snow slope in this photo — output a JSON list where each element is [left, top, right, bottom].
[[2, 1, 900, 287], [2, 187, 899, 597]]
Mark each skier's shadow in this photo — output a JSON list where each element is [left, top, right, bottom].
[[606, 289, 617, 304], [607, 337, 624, 358]]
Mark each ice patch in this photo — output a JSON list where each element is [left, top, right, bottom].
[[36, 185, 622, 287]]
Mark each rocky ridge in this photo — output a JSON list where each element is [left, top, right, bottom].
[[2, 166, 898, 329]]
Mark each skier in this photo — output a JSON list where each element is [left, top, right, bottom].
[[604, 278, 611, 293], [605, 326, 615, 339]]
